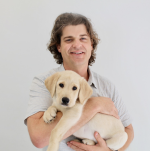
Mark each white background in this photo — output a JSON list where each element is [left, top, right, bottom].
[[0, 0, 150, 150]]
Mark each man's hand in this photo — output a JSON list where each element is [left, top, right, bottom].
[[67, 132, 112, 151], [88, 97, 120, 119]]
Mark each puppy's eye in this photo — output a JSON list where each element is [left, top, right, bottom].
[[59, 83, 64, 88], [72, 86, 77, 90]]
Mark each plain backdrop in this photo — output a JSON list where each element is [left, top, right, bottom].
[[0, 0, 150, 150]]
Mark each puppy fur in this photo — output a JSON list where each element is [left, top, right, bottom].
[[43, 70, 128, 151]]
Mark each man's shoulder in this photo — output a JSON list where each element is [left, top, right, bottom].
[[33, 66, 61, 82]]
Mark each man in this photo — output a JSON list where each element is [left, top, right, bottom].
[[25, 13, 134, 151]]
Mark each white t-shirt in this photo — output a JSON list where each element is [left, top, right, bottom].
[[24, 65, 132, 151]]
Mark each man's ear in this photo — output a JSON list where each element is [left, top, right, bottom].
[[79, 78, 93, 104], [57, 45, 61, 52], [45, 72, 61, 98]]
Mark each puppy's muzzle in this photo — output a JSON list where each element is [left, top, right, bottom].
[[61, 97, 69, 106]]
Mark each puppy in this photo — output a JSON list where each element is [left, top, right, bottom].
[[43, 70, 128, 151]]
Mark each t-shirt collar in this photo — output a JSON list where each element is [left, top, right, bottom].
[[87, 66, 97, 89]]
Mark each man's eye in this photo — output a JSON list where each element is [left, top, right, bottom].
[[81, 38, 86, 40], [72, 86, 77, 90], [59, 83, 64, 88], [66, 39, 71, 42]]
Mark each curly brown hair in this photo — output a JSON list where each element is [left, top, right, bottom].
[[47, 13, 100, 66]]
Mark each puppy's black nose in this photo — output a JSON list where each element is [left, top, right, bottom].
[[62, 97, 69, 105]]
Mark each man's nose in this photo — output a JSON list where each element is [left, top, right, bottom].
[[72, 40, 82, 50]]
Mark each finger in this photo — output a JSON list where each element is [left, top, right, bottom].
[[94, 132, 105, 145], [67, 142, 85, 151], [69, 141, 89, 150]]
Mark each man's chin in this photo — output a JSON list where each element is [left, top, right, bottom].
[[71, 60, 87, 66]]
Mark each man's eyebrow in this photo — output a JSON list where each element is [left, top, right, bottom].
[[80, 34, 88, 37], [63, 36, 73, 40], [63, 34, 89, 40]]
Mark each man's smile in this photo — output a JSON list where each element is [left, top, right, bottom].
[[70, 51, 85, 58]]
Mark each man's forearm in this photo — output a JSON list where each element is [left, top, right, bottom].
[[118, 124, 134, 151], [27, 97, 123, 148], [27, 105, 98, 148], [27, 111, 63, 148], [27, 98, 100, 148]]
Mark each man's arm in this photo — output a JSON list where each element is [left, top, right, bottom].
[[27, 97, 118, 148], [63, 97, 119, 139], [118, 124, 134, 151], [27, 111, 62, 148], [67, 125, 134, 151], [65, 98, 134, 151]]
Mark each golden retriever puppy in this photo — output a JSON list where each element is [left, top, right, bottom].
[[43, 70, 127, 151]]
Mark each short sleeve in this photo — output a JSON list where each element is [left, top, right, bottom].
[[112, 85, 133, 127], [24, 76, 52, 125]]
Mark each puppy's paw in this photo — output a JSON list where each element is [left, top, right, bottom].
[[82, 139, 95, 145], [43, 106, 57, 123], [72, 139, 82, 143]]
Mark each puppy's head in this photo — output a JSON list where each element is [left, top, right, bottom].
[[45, 71, 93, 108]]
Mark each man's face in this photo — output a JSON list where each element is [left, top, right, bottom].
[[57, 24, 93, 68]]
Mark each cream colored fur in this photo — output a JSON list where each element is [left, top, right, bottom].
[[43, 70, 128, 151]]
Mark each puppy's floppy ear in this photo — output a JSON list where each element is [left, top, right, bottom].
[[45, 72, 61, 98], [79, 78, 93, 104]]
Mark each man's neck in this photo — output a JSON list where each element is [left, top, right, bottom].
[[63, 63, 89, 81]]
